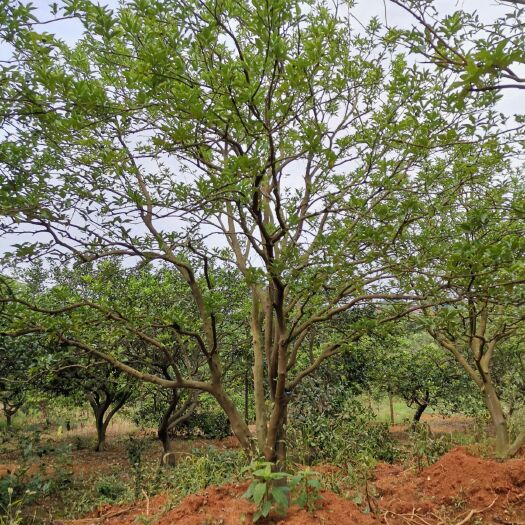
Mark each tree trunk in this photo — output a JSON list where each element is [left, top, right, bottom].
[[251, 293, 268, 451], [213, 386, 255, 455], [40, 401, 50, 427], [263, 395, 288, 466], [158, 390, 179, 466], [158, 424, 176, 466], [413, 402, 428, 424], [95, 409, 107, 452], [388, 391, 395, 425], [483, 381, 510, 458], [411, 391, 430, 429], [275, 404, 288, 465], [5, 413, 12, 429], [244, 369, 249, 424]]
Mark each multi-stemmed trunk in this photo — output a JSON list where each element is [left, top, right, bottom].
[[87, 390, 130, 452], [157, 389, 199, 466], [2, 400, 22, 430], [252, 289, 291, 467]]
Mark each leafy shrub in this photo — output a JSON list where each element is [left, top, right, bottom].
[[0, 433, 73, 513], [288, 384, 398, 464], [162, 447, 246, 507], [95, 476, 129, 502], [73, 436, 92, 451], [125, 434, 150, 499], [177, 411, 231, 439], [408, 422, 453, 471]]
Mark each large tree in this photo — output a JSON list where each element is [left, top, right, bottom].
[[0, 0, 505, 462], [393, 157, 525, 456]]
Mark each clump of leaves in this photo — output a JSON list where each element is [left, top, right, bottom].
[[288, 392, 399, 465], [95, 476, 129, 503], [177, 411, 231, 439], [289, 469, 322, 513], [125, 434, 149, 499], [162, 448, 246, 509], [408, 423, 452, 472], [242, 461, 290, 522], [0, 431, 55, 509]]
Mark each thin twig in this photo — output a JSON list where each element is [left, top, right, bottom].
[[454, 497, 497, 525], [142, 490, 150, 516]]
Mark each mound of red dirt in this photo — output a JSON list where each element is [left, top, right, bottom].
[[163, 483, 377, 525], [374, 447, 525, 523], [93, 482, 377, 525], [73, 447, 525, 525]]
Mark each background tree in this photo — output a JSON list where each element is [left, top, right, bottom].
[[393, 155, 525, 456], [0, 335, 34, 428], [38, 350, 135, 451], [366, 329, 479, 425]]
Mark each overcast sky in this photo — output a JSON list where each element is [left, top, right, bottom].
[[13, 0, 521, 117]]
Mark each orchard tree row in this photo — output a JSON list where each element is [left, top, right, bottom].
[[0, 0, 524, 461]]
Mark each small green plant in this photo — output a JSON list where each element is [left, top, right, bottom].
[[341, 453, 379, 514], [242, 461, 290, 522], [0, 431, 53, 510], [50, 443, 74, 491], [409, 423, 452, 471], [0, 488, 35, 525], [289, 469, 322, 513], [125, 434, 149, 499], [73, 435, 91, 451], [95, 476, 129, 502]]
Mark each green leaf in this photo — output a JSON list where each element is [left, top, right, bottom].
[[307, 479, 321, 489], [261, 499, 272, 517], [271, 486, 289, 510], [253, 482, 266, 505], [242, 480, 257, 500]]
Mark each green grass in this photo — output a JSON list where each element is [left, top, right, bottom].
[[366, 396, 435, 425], [0, 412, 43, 432]]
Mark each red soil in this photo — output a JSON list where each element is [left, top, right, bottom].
[[93, 482, 376, 525], [374, 446, 525, 523], [71, 447, 525, 525]]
